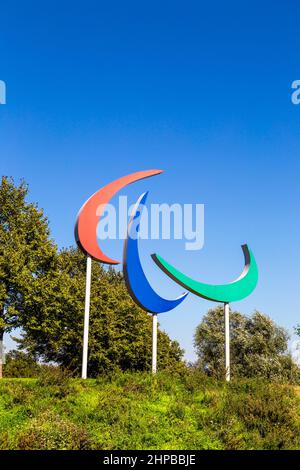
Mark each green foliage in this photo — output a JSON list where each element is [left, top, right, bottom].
[[36, 366, 73, 387], [4, 351, 41, 378], [194, 306, 300, 382], [19, 248, 184, 376], [0, 176, 57, 379], [0, 177, 57, 334], [35, 366, 74, 398], [3, 352, 74, 403], [214, 380, 300, 449], [0, 372, 300, 450], [0, 177, 183, 377], [16, 410, 91, 450]]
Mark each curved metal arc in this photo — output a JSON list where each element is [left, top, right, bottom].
[[75, 169, 163, 264], [123, 192, 188, 313], [152, 244, 258, 303]]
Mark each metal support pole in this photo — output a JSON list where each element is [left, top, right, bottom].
[[82, 256, 92, 379], [152, 313, 158, 374], [224, 302, 230, 382]]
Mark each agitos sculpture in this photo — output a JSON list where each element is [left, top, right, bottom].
[[152, 245, 258, 381], [123, 192, 188, 374], [75, 169, 163, 379], [75, 169, 258, 381]]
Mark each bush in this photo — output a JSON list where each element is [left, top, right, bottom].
[[17, 411, 91, 450], [36, 366, 73, 397], [3, 351, 41, 378], [1, 372, 300, 450], [36, 366, 72, 387], [214, 379, 300, 449]]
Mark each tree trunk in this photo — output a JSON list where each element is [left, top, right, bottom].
[[0, 329, 3, 379]]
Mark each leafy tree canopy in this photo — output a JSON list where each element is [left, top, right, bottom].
[[0, 176, 183, 377], [18, 248, 184, 376], [0, 176, 57, 376], [194, 306, 300, 382]]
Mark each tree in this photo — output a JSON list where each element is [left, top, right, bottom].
[[18, 248, 184, 376], [3, 350, 41, 378], [194, 306, 300, 381], [0, 177, 57, 378]]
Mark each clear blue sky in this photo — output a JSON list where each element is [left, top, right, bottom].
[[1, 1, 300, 361]]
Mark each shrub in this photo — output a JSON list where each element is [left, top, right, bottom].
[[36, 366, 73, 397], [215, 379, 300, 449], [1, 372, 300, 450], [17, 411, 91, 450], [3, 351, 41, 378]]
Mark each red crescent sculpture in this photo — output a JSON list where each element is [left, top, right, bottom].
[[75, 169, 163, 264]]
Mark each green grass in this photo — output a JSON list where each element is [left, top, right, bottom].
[[0, 370, 300, 450]]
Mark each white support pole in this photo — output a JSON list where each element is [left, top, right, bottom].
[[82, 255, 92, 379], [224, 302, 230, 382], [152, 313, 158, 374]]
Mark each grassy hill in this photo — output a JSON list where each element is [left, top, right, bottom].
[[1, 370, 300, 450]]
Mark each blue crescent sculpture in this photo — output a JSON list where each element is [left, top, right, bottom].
[[123, 192, 188, 313]]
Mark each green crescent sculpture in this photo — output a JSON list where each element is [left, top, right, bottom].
[[152, 244, 258, 303]]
